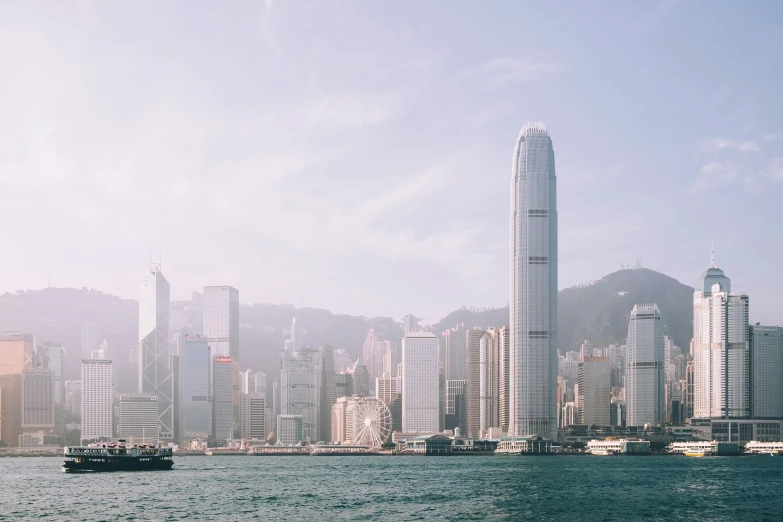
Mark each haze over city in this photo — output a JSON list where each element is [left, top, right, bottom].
[[1, 1, 782, 324]]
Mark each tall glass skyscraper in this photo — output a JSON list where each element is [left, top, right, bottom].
[[510, 122, 558, 438], [178, 333, 212, 439], [139, 265, 173, 440], [203, 286, 240, 361], [626, 304, 665, 426]]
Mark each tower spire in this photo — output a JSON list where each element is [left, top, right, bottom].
[[710, 241, 716, 268]]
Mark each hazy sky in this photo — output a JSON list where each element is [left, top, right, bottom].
[[1, 1, 782, 324]]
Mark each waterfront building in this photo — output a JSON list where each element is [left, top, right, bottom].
[[212, 355, 234, 442], [692, 254, 750, 419], [117, 393, 160, 444], [626, 304, 665, 426], [749, 325, 783, 419], [280, 347, 323, 443], [510, 122, 558, 438], [139, 264, 174, 440], [81, 359, 113, 441], [177, 333, 211, 439], [239, 393, 266, 440], [276, 414, 304, 445], [587, 439, 650, 455], [21, 368, 55, 434], [203, 286, 240, 361], [402, 332, 440, 433], [577, 357, 610, 427]]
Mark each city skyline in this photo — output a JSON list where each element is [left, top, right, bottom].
[[1, 2, 782, 325]]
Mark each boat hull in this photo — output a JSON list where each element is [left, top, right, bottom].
[[62, 459, 173, 472]]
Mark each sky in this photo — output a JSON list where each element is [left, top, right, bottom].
[[1, 1, 782, 324]]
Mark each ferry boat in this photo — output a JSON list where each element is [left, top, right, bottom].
[[590, 448, 615, 456], [62, 440, 173, 472], [684, 447, 713, 457]]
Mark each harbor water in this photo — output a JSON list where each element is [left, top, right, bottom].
[[1, 455, 782, 520]]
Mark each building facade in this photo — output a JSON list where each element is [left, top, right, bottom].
[[203, 286, 240, 361], [509, 122, 558, 438], [279, 348, 323, 443], [21, 368, 55, 432], [178, 333, 212, 440], [276, 414, 304, 445], [138, 265, 173, 440], [81, 359, 113, 441], [212, 355, 234, 442], [117, 393, 160, 443], [239, 393, 266, 440], [402, 332, 440, 433], [750, 325, 783, 420], [692, 257, 750, 419], [626, 304, 665, 426], [577, 357, 610, 427]]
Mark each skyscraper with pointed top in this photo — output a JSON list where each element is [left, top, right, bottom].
[[139, 263, 173, 440], [509, 122, 558, 438]]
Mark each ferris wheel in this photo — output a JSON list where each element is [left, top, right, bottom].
[[350, 398, 392, 448]]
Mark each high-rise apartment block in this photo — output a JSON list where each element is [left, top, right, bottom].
[[577, 357, 610, 426], [81, 359, 113, 441], [203, 286, 240, 361], [139, 265, 173, 440], [401, 332, 439, 433], [510, 122, 558, 438], [626, 304, 665, 426]]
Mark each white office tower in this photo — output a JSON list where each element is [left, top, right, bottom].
[[626, 304, 665, 426], [510, 122, 558, 438], [692, 254, 750, 419], [749, 326, 783, 419], [401, 332, 440, 433], [280, 348, 322, 443], [81, 359, 112, 440], [239, 393, 266, 440], [139, 264, 173, 440], [117, 394, 160, 444], [178, 334, 212, 440], [203, 286, 240, 361]]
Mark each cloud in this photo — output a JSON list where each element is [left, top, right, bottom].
[[304, 91, 405, 131], [464, 58, 564, 90], [699, 138, 760, 152], [262, 0, 282, 57], [765, 133, 783, 141], [690, 161, 740, 192], [760, 158, 783, 182]]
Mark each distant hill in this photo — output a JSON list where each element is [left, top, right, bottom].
[[0, 268, 694, 394], [438, 268, 694, 351]]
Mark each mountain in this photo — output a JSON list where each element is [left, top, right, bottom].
[[0, 268, 694, 394], [438, 268, 694, 351]]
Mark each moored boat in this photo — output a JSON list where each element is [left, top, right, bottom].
[[62, 440, 173, 472]]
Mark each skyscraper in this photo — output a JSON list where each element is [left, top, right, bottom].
[[279, 348, 322, 442], [81, 359, 113, 441], [21, 369, 55, 433], [749, 325, 783, 420], [212, 355, 234, 442], [0, 333, 34, 446], [203, 286, 240, 361], [497, 326, 511, 433], [577, 357, 610, 427], [117, 394, 160, 444], [139, 265, 173, 440], [443, 324, 467, 381], [692, 254, 750, 419], [239, 393, 266, 440], [510, 122, 558, 438], [401, 332, 439, 433], [177, 333, 212, 440], [320, 346, 336, 442], [626, 304, 665, 426]]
